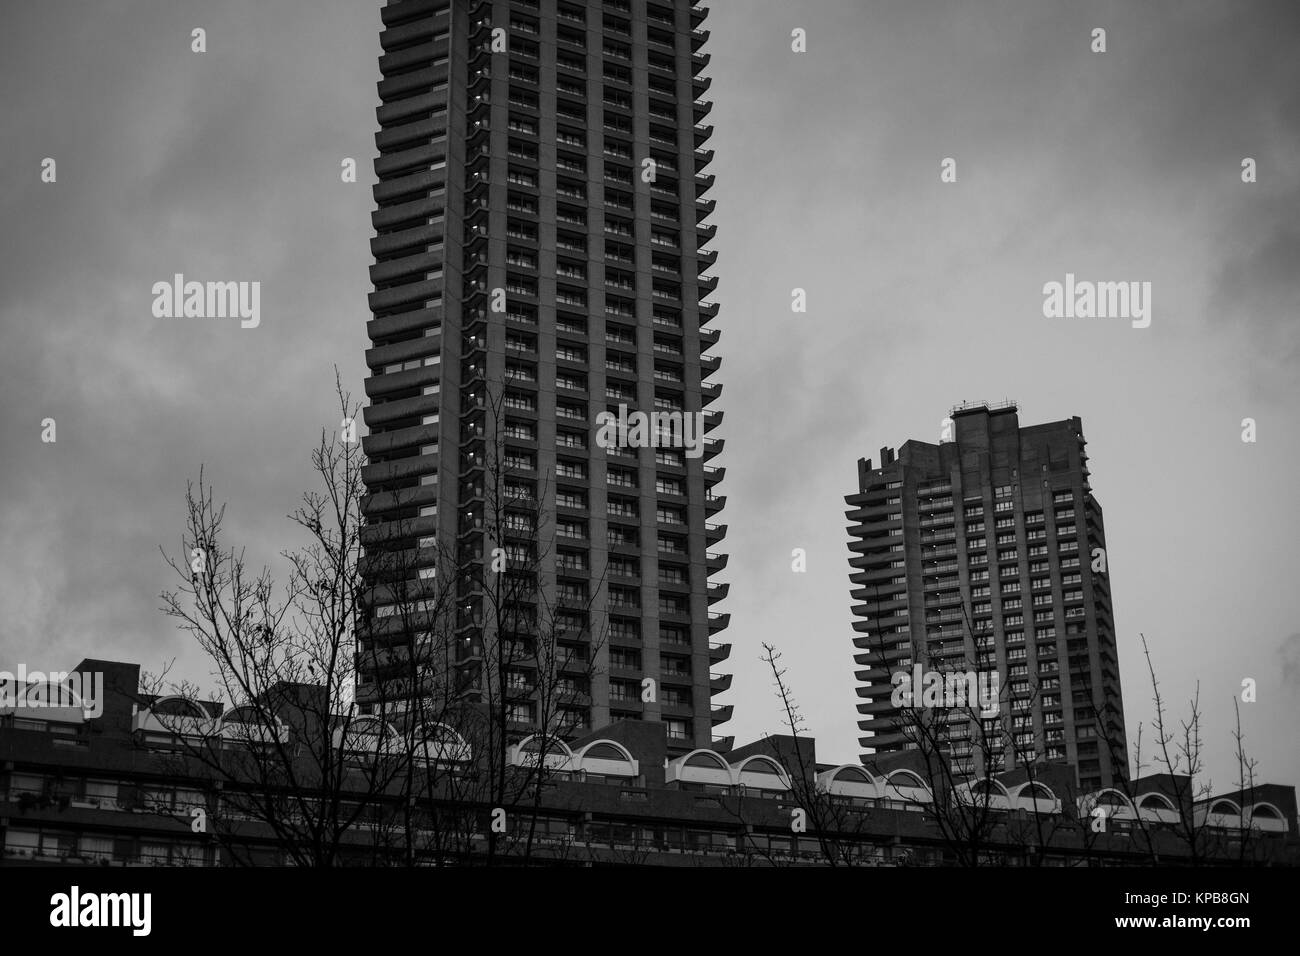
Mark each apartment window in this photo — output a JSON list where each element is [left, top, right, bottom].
[[558, 551, 587, 572], [665, 719, 689, 741], [600, 469, 635, 492], [610, 619, 639, 642], [609, 557, 638, 578], [556, 491, 587, 510], [662, 654, 691, 676], [656, 477, 684, 496], [656, 506, 685, 525], [656, 450, 684, 467], [658, 595, 687, 615], [556, 520, 586, 540], [608, 497, 637, 519], [609, 587, 640, 610], [556, 402, 586, 423], [610, 648, 642, 670], [650, 227, 678, 248], [658, 535, 685, 554]]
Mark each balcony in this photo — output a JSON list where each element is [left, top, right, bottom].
[[699, 329, 720, 354], [704, 493, 726, 515], [704, 552, 729, 577], [709, 672, 732, 693], [708, 641, 731, 664], [697, 273, 719, 296], [710, 703, 733, 724], [707, 611, 730, 631], [701, 360, 723, 389], [707, 581, 729, 603]]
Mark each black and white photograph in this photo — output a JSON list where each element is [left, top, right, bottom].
[[1, 0, 1297, 938]]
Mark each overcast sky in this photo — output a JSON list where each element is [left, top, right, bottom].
[[2, 0, 1297, 792]]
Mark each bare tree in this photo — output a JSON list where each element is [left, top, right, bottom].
[[737, 643, 877, 866], [151, 374, 428, 865]]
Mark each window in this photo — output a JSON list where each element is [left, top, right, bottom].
[[656, 506, 685, 525], [609, 556, 638, 578], [558, 551, 587, 572], [610, 648, 642, 670], [658, 595, 687, 615], [658, 535, 685, 554], [655, 477, 684, 496]]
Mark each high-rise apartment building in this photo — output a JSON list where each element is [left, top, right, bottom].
[[357, 0, 730, 753], [845, 402, 1127, 791]]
